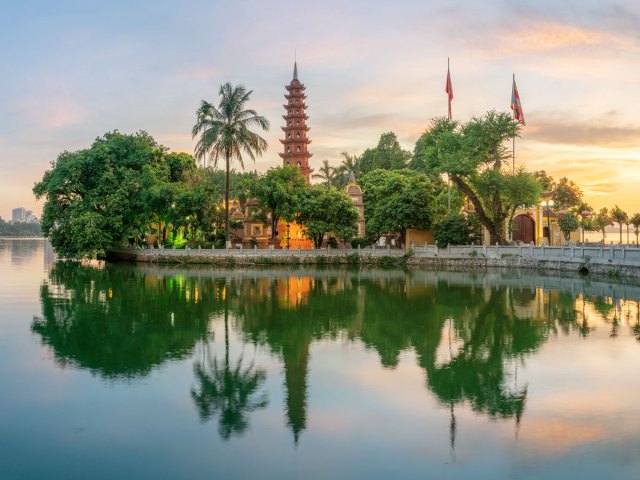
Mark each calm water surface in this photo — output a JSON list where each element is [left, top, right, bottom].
[[1, 239, 640, 479]]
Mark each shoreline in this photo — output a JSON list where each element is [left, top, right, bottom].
[[106, 247, 640, 280]]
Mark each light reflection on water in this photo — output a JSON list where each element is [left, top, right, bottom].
[[1, 239, 640, 480]]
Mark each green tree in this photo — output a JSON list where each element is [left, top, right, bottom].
[[630, 213, 640, 245], [254, 166, 307, 243], [333, 152, 361, 189], [558, 212, 580, 243], [434, 213, 471, 248], [312, 159, 338, 187], [192, 83, 269, 244], [359, 132, 411, 174], [553, 177, 583, 211], [593, 207, 612, 243], [610, 205, 628, 245], [296, 186, 359, 248], [359, 169, 435, 244], [33, 131, 170, 258], [420, 112, 542, 244], [532, 170, 555, 191]]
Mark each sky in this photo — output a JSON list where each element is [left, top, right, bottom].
[[1, 0, 640, 219]]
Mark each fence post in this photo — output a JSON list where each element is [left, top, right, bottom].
[[530, 242, 534, 258], [571, 243, 575, 259], [482, 244, 487, 257], [610, 244, 614, 260], [623, 245, 626, 260]]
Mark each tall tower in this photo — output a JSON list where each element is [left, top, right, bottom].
[[279, 62, 312, 183]]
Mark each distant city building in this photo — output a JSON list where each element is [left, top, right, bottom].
[[25, 210, 38, 224], [12, 207, 26, 224]]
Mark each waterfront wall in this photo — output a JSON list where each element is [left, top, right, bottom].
[[107, 243, 640, 278]]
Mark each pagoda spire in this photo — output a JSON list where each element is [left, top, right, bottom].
[[279, 62, 312, 183]]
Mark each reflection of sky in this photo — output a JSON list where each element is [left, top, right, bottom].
[[3, 241, 640, 478], [2, 1, 640, 218]]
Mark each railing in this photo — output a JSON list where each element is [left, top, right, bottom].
[[132, 245, 405, 258], [410, 243, 640, 263]]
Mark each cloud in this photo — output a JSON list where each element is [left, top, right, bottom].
[[525, 117, 640, 148]]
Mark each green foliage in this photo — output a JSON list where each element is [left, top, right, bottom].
[[345, 253, 360, 263], [254, 166, 307, 241], [558, 212, 580, 242], [359, 132, 411, 175], [610, 205, 628, 244], [593, 207, 612, 242], [630, 213, 640, 245], [350, 237, 370, 248], [434, 214, 471, 248], [359, 169, 435, 242], [296, 186, 359, 248], [420, 112, 542, 244], [553, 177, 583, 211], [33, 131, 171, 258]]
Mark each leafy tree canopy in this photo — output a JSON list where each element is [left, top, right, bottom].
[[359, 169, 435, 243], [359, 132, 411, 175], [419, 112, 542, 244], [254, 166, 307, 241], [296, 186, 360, 248], [33, 131, 178, 258]]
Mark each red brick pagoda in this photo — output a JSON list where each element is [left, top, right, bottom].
[[279, 62, 312, 183]]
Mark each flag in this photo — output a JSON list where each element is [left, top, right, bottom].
[[445, 59, 453, 120], [511, 75, 525, 126]]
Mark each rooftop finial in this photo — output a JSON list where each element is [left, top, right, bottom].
[[293, 60, 298, 81]]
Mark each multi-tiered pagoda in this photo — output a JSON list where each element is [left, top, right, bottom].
[[279, 62, 312, 183]]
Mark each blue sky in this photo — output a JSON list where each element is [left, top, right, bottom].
[[2, 0, 640, 218]]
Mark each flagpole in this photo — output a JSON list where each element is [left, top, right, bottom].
[[512, 73, 515, 175], [447, 58, 451, 212]]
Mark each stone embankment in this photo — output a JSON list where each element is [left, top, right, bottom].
[[107, 243, 640, 279]]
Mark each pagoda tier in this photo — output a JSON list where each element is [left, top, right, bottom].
[[281, 125, 310, 132], [279, 152, 314, 158], [279, 61, 312, 184], [282, 114, 310, 121], [283, 103, 308, 109], [280, 138, 312, 145], [285, 93, 307, 100]]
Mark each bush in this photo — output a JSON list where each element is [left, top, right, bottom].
[[350, 237, 370, 248], [327, 237, 339, 248], [435, 214, 470, 249]]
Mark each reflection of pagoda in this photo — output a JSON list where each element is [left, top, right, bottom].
[[279, 62, 312, 183]]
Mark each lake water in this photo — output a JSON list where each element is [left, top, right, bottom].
[[1, 239, 640, 479]]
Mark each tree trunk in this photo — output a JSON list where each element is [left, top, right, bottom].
[[620, 225, 623, 245], [225, 154, 230, 246], [451, 175, 506, 244]]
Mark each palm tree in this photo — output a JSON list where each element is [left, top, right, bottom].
[[339, 152, 361, 179], [312, 159, 337, 187], [610, 205, 628, 245], [631, 213, 640, 246], [192, 83, 269, 244]]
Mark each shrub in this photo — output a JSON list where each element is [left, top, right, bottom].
[[327, 237, 339, 248], [350, 237, 370, 248], [434, 214, 470, 249]]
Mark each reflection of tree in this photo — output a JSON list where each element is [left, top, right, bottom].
[[191, 287, 268, 439], [32, 262, 218, 379]]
